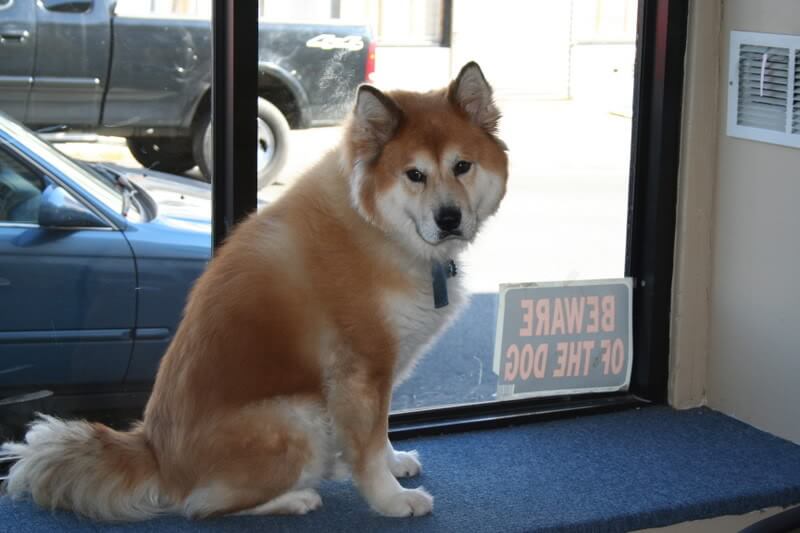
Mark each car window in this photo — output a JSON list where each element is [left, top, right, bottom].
[[0, 146, 46, 223], [0, 119, 136, 220]]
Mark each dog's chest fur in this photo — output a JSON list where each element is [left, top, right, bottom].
[[383, 271, 467, 385]]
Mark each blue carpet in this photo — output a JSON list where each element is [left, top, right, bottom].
[[2, 406, 800, 532]]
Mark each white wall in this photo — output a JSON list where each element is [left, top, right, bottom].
[[371, 0, 576, 98], [569, 43, 635, 114], [371, 47, 451, 92], [450, 0, 573, 98], [369, 0, 579, 97]]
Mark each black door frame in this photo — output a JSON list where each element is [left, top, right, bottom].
[[626, 0, 689, 403], [211, 0, 258, 249]]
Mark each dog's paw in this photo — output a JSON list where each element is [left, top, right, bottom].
[[372, 487, 433, 517], [388, 449, 422, 478], [237, 489, 322, 516], [284, 489, 323, 515]]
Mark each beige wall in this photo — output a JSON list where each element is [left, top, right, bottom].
[[671, 0, 800, 443], [669, 0, 720, 410], [707, 0, 800, 443]]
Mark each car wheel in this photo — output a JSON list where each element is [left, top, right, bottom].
[[126, 137, 196, 174], [193, 97, 290, 190]]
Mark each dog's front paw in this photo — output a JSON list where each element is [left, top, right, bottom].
[[389, 449, 422, 478], [372, 487, 433, 517]]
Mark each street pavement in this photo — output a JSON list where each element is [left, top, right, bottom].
[[392, 293, 498, 411]]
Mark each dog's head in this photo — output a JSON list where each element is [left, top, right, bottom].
[[344, 62, 509, 261]]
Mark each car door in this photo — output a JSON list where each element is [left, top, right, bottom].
[[26, 0, 110, 127], [0, 141, 136, 388], [0, 0, 36, 120]]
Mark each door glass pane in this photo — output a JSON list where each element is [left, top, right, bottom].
[[253, 0, 638, 412]]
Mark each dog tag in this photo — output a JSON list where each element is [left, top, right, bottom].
[[431, 260, 457, 309]]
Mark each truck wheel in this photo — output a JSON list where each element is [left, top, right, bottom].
[[126, 137, 196, 174], [193, 97, 290, 189]]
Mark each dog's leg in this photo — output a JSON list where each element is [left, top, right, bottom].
[[329, 452, 351, 480], [177, 399, 327, 518], [386, 439, 422, 478], [234, 489, 322, 516], [330, 370, 433, 517]]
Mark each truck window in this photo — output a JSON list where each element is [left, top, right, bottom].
[[40, 0, 93, 14]]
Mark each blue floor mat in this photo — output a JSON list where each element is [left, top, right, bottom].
[[2, 406, 799, 533]]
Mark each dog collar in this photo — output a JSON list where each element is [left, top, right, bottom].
[[431, 259, 457, 309]]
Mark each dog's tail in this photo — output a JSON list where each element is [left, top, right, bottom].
[[1, 414, 169, 521]]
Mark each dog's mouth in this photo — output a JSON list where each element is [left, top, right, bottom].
[[437, 230, 464, 242], [414, 225, 468, 246], [407, 211, 472, 247]]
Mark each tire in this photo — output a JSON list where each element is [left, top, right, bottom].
[[193, 97, 290, 189], [126, 137, 196, 174]]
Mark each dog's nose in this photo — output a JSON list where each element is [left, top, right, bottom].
[[434, 206, 462, 232]]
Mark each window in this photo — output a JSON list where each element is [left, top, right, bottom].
[[571, 0, 637, 43], [115, 0, 208, 18], [0, 147, 45, 223], [40, 0, 92, 14], [113, 0, 447, 46], [256, 1, 641, 412], [351, 0, 444, 46], [0, 0, 685, 436]]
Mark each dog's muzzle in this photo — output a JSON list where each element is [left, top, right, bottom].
[[434, 206, 462, 232]]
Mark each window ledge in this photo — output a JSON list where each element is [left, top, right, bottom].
[[2, 406, 800, 532]]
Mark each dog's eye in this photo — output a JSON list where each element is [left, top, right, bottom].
[[453, 160, 472, 176], [405, 169, 426, 183]]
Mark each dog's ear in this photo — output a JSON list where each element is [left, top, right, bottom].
[[350, 85, 403, 161], [448, 62, 501, 135]]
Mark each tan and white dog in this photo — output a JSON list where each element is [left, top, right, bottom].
[[1, 62, 508, 521]]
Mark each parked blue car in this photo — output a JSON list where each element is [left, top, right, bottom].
[[0, 113, 214, 403]]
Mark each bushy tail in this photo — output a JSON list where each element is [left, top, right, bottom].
[[0, 414, 169, 521]]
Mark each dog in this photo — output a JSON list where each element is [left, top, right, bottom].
[[0, 61, 508, 520]]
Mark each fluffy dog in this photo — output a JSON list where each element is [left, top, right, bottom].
[[1, 61, 508, 520]]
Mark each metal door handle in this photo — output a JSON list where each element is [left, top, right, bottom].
[[0, 29, 29, 44]]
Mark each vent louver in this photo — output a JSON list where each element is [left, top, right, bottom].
[[727, 31, 800, 148], [794, 50, 800, 134], [736, 45, 788, 132]]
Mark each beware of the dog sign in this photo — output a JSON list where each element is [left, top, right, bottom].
[[492, 279, 633, 399]]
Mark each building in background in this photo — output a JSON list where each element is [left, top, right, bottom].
[[115, 0, 635, 110]]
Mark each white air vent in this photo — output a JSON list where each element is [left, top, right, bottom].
[[795, 49, 800, 134], [727, 31, 800, 148]]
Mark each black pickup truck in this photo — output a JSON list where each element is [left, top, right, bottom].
[[0, 0, 373, 186]]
